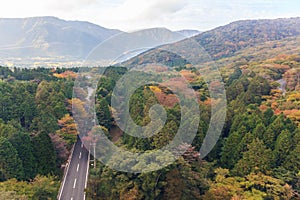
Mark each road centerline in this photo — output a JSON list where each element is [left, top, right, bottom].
[[73, 178, 77, 189]]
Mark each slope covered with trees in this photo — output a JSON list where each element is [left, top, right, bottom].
[[85, 18, 300, 199], [0, 67, 78, 199], [0, 17, 299, 199]]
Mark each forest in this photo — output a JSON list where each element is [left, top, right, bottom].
[[0, 67, 77, 199], [86, 56, 300, 199], [0, 20, 300, 200], [0, 53, 299, 199]]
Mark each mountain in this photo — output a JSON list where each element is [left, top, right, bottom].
[[0, 17, 197, 66], [0, 16, 122, 61], [86, 28, 187, 66], [124, 17, 300, 68], [194, 17, 300, 60], [2, 17, 300, 67]]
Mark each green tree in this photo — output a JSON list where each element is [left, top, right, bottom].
[[8, 132, 36, 180], [236, 132, 254, 155], [32, 133, 57, 175], [263, 108, 275, 126], [253, 122, 266, 140], [0, 137, 24, 180], [221, 126, 247, 169], [242, 76, 271, 104], [263, 115, 286, 149], [96, 98, 112, 129], [31, 176, 59, 200], [274, 130, 292, 166], [233, 138, 273, 176], [283, 142, 300, 172]]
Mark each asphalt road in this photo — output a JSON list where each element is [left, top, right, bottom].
[[58, 138, 90, 200]]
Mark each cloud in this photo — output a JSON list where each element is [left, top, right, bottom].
[[139, 0, 187, 19], [0, 0, 299, 31]]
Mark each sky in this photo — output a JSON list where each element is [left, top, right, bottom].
[[0, 0, 300, 31]]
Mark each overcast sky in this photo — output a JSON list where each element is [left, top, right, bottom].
[[1, 0, 299, 31]]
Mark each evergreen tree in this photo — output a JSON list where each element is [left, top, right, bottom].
[[283, 142, 300, 172], [96, 98, 112, 129], [0, 137, 24, 180], [253, 122, 266, 140], [263, 108, 275, 126], [32, 133, 57, 175], [8, 132, 36, 180], [233, 138, 273, 176], [220, 126, 247, 169], [274, 130, 292, 166]]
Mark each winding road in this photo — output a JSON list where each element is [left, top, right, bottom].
[[58, 138, 90, 200]]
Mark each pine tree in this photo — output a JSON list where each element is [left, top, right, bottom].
[[96, 98, 112, 129], [283, 142, 300, 172], [32, 133, 57, 175], [9, 132, 36, 180], [0, 137, 24, 180], [253, 122, 266, 140], [233, 138, 273, 176], [274, 130, 292, 166], [221, 127, 246, 169]]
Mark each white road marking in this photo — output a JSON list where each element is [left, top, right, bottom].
[[81, 143, 83, 148], [73, 179, 77, 189], [77, 164, 80, 172], [71, 198, 73, 200], [79, 152, 82, 159], [85, 145, 91, 189]]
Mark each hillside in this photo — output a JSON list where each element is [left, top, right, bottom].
[[0, 17, 299, 200], [195, 17, 300, 59], [124, 17, 300, 69], [0, 17, 122, 60]]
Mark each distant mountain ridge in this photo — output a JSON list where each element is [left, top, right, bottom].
[[195, 17, 300, 60], [0, 16, 122, 60], [124, 17, 300, 68], [0, 17, 200, 66], [1, 16, 300, 66]]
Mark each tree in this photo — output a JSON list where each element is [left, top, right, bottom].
[[283, 142, 300, 172], [96, 98, 112, 129], [227, 67, 242, 86], [0, 191, 27, 200], [34, 81, 67, 133], [263, 115, 286, 149], [151, 121, 178, 149], [31, 176, 59, 200], [8, 132, 36, 180], [221, 126, 247, 169], [263, 108, 275, 126], [49, 133, 69, 170], [242, 76, 271, 104], [253, 122, 266, 140], [0, 137, 24, 180], [233, 138, 273, 176], [274, 130, 292, 166], [164, 158, 205, 200], [57, 114, 77, 146], [32, 133, 57, 175], [236, 132, 254, 156], [203, 168, 244, 200], [0, 121, 17, 139]]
